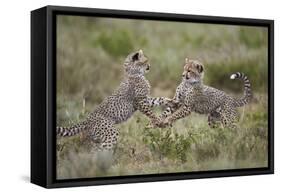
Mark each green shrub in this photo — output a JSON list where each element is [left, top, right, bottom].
[[239, 27, 268, 48], [95, 30, 134, 57], [205, 57, 268, 92], [142, 128, 195, 162]]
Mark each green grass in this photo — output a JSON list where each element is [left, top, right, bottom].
[[56, 15, 268, 179], [57, 94, 268, 179]]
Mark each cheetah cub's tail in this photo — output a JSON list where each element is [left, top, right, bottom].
[[230, 72, 252, 107], [56, 122, 87, 137]]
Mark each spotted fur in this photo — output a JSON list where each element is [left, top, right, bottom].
[[57, 50, 172, 150], [159, 58, 252, 128]]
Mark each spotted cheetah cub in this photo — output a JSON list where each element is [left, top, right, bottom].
[[57, 50, 173, 151], [158, 58, 252, 128]]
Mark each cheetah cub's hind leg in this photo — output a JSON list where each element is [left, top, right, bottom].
[[217, 104, 239, 130], [85, 116, 119, 172], [87, 117, 119, 152], [207, 110, 221, 128]]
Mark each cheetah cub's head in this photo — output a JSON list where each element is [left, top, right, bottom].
[[182, 58, 204, 84], [124, 50, 150, 76]]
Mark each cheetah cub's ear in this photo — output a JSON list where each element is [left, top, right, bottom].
[[132, 50, 144, 61], [185, 57, 189, 64], [132, 51, 140, 61], [196, 63, 204, 73]]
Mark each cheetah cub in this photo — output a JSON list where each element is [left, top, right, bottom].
[[158, 58, 252, 128], [57, 50, 173, 151]]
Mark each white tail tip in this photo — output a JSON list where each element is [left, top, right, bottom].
[[230, 74, 236, 79]]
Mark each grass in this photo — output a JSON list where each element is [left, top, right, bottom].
[[57, 94, 268, 179], [56, 15, 269, 179]]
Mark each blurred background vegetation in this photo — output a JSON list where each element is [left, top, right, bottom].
[[56, 15, 268, 179]]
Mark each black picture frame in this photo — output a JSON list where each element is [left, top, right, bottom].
[[31, 5, 274, 188]]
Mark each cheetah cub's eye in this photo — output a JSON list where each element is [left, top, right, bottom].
[[196, 64, 204, 73]]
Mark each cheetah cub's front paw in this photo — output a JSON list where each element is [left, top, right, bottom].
[[166, 99, 180, 109]]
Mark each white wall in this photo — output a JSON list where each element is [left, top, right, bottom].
[[0, 0, 279, 193]]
